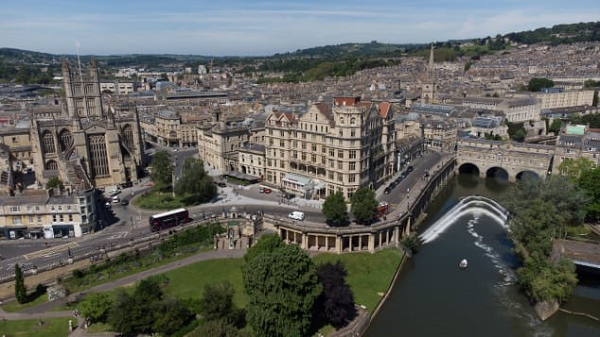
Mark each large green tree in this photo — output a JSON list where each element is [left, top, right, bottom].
[[351, 187, 378, 224], [243, 240, 321, 337], [548, 118, 562, 134], [578, 167, 600, 222], [79, 293, 113, 324], [557, 157, 594, 182], [322, 191, 349, 226], [150, 150, 173, 193], [175, 158, 216, 203], [199, 281, 244, 325], [243, 234, 284, 265], [14, 264, 26, 304]]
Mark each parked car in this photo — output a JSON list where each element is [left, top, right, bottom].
[[407, 165, 414, 173], [258, 187, 264, 193], [288, 211, 305, 221], [217, 182, 227, 187], [384, 187, 391, 194], [105, 202, 111, 209], [263, 188, 272, 194], [112, 196, 121, 203]]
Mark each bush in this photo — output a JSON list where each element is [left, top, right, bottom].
[[72, 269, 85, 279]]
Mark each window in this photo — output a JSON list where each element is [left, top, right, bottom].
[[351, 129, 356, 137], [301, 142, 306, 150], [312, 144, 317, 152], [349, 150, 357, 159], [349, 174, 356, 183], [338, 161, 343, 169], [301, 153, 306, 161], [52, 215, 57, 222], [340, 117, 345, 125], [9, 206, 20, 212], [280, 140, 284, 147], [338, 150, 344, 159], [329, 159, 334, 168], [349, 162, 356, 171], [29, 216, 34, 223], [12, 217, 22, 225], [329, 149, 334, 157], [69, 214, 73, 222], [337, 173, 343, 182], [311, 154, 316, 163], [328, 171, 334, 179], [37, 215, 42, 222], [350, 117, 356, 125]]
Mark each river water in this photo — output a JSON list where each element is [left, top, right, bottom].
[[365, 174, 600, 337]]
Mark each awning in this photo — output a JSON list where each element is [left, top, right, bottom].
[[225, 170, 260, 182], [282, 173, 311, 187]]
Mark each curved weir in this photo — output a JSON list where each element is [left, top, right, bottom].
[[419, 195, 509, 244]]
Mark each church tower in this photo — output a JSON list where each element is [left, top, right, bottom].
[[421, 44, 436, 104]]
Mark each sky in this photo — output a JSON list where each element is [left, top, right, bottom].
[[1, 0, 599, 56]]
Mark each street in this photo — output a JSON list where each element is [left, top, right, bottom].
[[0, 149, 446, 280]]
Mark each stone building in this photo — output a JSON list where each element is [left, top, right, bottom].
[[30, 60, 143, 189], [263, 96, 395, 200], [554, 124, 600, 173], [197, 119, 265, 173], [0, 188, 96, 239]]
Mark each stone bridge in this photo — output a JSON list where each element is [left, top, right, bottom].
[[456, 138, 555, 182]]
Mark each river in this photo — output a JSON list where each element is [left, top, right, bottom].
[[365, 174, 600, 337]]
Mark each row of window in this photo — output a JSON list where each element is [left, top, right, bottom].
[[8, 205, 75, 212], [11, 213, 75, 225]]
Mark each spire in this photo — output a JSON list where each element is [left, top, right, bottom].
[[427, 44, 435, 80]]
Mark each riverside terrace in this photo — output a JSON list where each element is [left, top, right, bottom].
[[266, 158, 456, 253]]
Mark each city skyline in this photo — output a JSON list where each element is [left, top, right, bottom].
[[1, 0, 599, 56]]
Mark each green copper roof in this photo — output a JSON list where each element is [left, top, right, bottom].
[[566, 125, 586, 135]]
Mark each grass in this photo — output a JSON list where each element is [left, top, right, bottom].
[[163, 258, 247, 307], [1, 291, 48, 313], [134, 190, 185, 209], [61, 245, 213, 294], [312, 249, 403, 313], [0, 317, 71, 337]]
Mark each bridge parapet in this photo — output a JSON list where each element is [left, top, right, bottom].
[[457, 138, 555, 182]]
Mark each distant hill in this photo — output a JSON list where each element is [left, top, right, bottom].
[[1, 20, 599, 84]]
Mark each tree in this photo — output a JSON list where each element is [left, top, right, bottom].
[[243, 243, 321, 337], [351, 188, 378, 224], [189, 319, 245, 337], [200, 281, 236, 322], [315, 261, 356, 328], [152, 297, 194, 336], [548, 118, 562, 134], [45, 176, 63, 190], [322, 192, 349, 226], [578, 167, 600, 222], [243, 234, 284, 265], [14, 264, 27, 304], [79, 293, 113, 324], [150, 150, 173, 193], [557, 157, 594, 182], [528, 78, 554, 92], [175, 158, 216, 203]]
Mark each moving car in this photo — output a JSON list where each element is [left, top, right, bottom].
[[120, 199, 129, 206], [288, 211, 305, 221]]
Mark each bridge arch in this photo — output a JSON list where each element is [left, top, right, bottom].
[[516, 170, 540, 181], [458, 162, 480, 176], [486, 167, 509, 181]]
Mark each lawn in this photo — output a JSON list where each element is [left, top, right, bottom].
[[1, 291, 48, 313], [160, 248, 403, 313], [312, 249, 403, 313], [163, 258, 247, 307], [134, 191, 185, 209], [0, 317, 71, 337]]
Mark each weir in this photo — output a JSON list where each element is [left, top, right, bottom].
[[419, 195, 508, 244]]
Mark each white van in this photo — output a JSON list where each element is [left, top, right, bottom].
[[288, 211, 305, 221]]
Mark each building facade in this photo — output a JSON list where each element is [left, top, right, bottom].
[[30, 60, 144, 189], [263, 97, 393, 200]]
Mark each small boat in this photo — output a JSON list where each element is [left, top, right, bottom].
[[459, 259, 468, 269]]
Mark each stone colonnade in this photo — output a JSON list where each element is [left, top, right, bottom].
[[278, 225, 400, 254]]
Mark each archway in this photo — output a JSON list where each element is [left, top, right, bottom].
[[458, 163, 480, 177], [486, 167, 509, 182], [241, 166, 247, 174], [516, 170, 540, 181]]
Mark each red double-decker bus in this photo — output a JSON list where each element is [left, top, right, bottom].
[[149, 208, 190, 232], [376, 201, 389, 219]]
